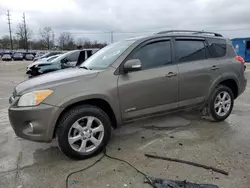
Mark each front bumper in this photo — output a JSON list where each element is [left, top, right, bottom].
[[13, 58, 23, 60], [8, 103, 63, 143]]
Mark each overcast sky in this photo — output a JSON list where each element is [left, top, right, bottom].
[[0, 0, 250, 43]]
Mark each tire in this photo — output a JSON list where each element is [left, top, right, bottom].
[[57, 105, 111, 160], [208, 85, 234, 122]]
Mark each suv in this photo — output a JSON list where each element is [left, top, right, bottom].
[[9, 30, 247, 159]]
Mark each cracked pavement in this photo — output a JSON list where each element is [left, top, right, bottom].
[[0, 61, 250, 188]]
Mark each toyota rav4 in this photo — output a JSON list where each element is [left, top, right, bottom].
[[9, 30, 247, 159]]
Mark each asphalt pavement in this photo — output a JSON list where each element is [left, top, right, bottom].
[[0, 61, 250, 188]]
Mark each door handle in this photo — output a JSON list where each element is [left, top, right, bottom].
[[165, 72, 177, 77], [210, 65, 219, 71]]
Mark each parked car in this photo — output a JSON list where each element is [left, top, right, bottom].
[[9, 30, 247, 159], [13, 52, 24, 61], [26, 49, 97, 77], [1, 53, 12, 61], [33, 51, 62, 62], [34, 51, 46, 58], [24, 53, 35, 61]]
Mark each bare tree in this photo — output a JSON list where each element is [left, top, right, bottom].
[[0, 35, 11, 49], [58, 32, 75, 50], [39, 27, 54, 50], [16, 23, 32, 50]]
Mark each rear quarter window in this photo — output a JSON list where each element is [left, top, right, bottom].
[[207, 38, 227, 58]]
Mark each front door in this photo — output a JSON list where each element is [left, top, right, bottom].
[[118, 39, 179, 120]]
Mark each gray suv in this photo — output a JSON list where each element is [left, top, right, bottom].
[[9, 30, 247, 159]]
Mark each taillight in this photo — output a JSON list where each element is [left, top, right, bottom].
[[235, 56, 245, 64]]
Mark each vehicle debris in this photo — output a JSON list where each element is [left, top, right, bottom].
[[144, 177, 219, 188], [145, 153, 229, 176]]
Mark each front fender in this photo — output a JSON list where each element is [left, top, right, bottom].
[[55, 92, 122, 125], [39, 64, 61, 73]]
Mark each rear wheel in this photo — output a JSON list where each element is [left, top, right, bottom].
[[57, 105, 111, 160], [208, 85, 234, 121]]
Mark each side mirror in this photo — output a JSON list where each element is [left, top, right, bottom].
[[61, 58, 68, 64], [123, 59, 142, 73]]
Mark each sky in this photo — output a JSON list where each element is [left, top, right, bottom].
[[0, 0, 250, 43]]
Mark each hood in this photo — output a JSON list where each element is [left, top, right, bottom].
[[15, 68, 99, 94], [27, 59, 51, 68]]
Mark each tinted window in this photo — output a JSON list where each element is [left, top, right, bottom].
[[207, 38, 226, 58], [130, 41, 172, 69], [205, 44, 213, 59], [175, 40, 206, 62], [67, 51, 80, 62]]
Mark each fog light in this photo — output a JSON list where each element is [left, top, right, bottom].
[[29, 122, 34, 133]]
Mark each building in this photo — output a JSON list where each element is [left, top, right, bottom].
[[232, 38, 250, 62]]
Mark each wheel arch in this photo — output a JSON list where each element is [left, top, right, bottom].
[[206, 74, 239, 103], [52, 97, 118, 138]]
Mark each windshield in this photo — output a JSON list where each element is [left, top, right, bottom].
[[3, 54, 11, 57], [50, 51, 76, 64], [80, 40, 135, 70], [14, 53, 22, 56]]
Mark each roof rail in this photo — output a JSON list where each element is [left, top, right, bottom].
[[157, 30, 223, 37]]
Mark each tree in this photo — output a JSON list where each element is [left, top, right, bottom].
[[30, 39, 44, 50], [39, 27, 54, 50], [16, 23, 32, 50], [0, 35, 11, 49], [58, 32, 75, 50]]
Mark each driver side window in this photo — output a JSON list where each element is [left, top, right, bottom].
[[67, 51, 80, 62], [130, 40, 172, 70]]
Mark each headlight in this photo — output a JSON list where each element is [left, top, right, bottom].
[[17, 89, 53, 107]]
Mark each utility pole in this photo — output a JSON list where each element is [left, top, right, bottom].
[[110, 31, 114, 43], [23, 13, 28, 51], [6, 10, 13, 50]]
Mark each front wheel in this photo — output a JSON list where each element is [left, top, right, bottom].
[[208, 85, 234, 122], [57, 105, 111, 160]]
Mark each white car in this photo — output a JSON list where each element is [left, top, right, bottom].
[[26, 54, 60, 74]]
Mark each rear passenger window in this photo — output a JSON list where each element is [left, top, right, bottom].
[[131, 40, 172, 69], [175, 40, 207, 62], [207, 38, 226, 58]]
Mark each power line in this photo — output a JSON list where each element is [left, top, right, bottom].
[[6, 10, 13, 50], [9, 28, 250, 37]]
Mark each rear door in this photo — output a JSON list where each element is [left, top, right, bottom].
[[175, 37, 218, 107]]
